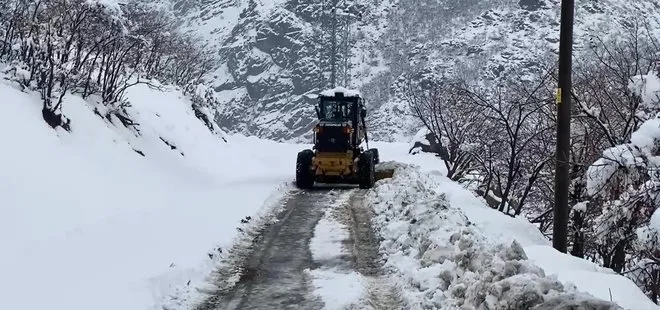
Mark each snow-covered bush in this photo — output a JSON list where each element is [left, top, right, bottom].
[[581, 61, 660, 300], [563, 18, 660, 262], [408, 128, 441, 155], [583, 113, 660, 300], [189, 84, 228, 141]]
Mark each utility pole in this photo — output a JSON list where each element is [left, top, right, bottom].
[[554, 0, 575, 253], [330, 0, 338, 88]]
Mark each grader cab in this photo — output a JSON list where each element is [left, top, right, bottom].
[[295, 88, 381, 189]]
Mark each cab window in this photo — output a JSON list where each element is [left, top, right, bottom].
[[321, 100, 351, 121]]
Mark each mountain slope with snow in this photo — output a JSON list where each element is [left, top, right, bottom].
[[0, 79, 304, 310], [166, 0, 660, 142]]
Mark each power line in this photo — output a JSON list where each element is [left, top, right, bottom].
[[318, 0, 327, 91]]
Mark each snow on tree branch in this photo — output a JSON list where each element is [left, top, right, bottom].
[[0, 0, 215, 130]]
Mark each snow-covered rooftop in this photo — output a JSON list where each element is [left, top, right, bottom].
[[320, 87, 361, 98]]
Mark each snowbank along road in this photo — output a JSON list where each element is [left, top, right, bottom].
[[187, 161, 652, 310], [196, 185, 402, 310]]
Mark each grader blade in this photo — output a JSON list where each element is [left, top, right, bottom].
[[374, 167, 394, 181]]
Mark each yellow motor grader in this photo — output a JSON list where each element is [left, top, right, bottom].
[[295, 88, 382, 189]]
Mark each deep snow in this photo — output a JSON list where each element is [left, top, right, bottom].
[[1, 76, 658, 310], [0, 81, 304, 310], [367, 143, 659, 310]]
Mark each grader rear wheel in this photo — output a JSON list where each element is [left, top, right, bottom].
[[296, 150, 315, 189]]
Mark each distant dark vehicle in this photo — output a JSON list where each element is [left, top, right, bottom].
[[295, 87, 381, 189]]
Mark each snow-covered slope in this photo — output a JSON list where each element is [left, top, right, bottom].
[[0, 80, 304, 310], [164, 0, 660, 142], [2, 74, 656, 309], [364, 144, 660, 309]]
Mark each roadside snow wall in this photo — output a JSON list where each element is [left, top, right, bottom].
[[367, 162, 626, 309]]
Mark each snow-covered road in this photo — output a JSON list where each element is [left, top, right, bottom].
[[190, 161, 651, 310], [197, 186, 401, 310]]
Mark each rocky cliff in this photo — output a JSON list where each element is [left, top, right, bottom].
[[165, 0, 660, 142]]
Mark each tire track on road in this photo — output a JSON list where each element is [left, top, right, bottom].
[[195, 186, 402, 310], [343, 191, 404, 310], [197, 188, 344, 310]]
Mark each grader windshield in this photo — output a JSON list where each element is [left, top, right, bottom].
[[319, 100, 352, 122]]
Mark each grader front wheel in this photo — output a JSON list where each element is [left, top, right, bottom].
[[358, 151, 375, 189]]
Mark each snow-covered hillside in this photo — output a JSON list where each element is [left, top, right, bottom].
[[0, 80, 304, 310], [1, 76, 657, 309], [164, 0, 660, 142]]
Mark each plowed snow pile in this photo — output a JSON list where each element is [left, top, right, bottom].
[[366, 163, 624, 309]]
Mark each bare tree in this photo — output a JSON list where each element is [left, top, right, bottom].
[[396, 74, 479, 181], [458, 71, 555, 216]]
